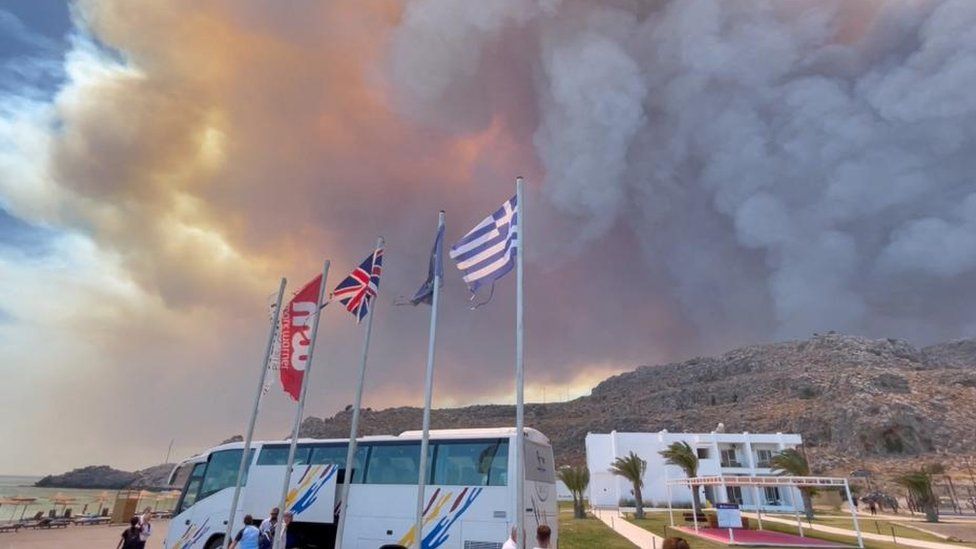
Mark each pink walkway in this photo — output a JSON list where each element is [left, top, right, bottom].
[[676, 526, 851, 547]]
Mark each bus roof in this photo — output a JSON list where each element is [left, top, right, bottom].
[[188, 427, 550, 459]]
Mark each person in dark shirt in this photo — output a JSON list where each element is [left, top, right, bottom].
[[282, 511, 304, 548], [117, 517, 142, 549]]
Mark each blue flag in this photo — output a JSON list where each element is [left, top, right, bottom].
[[409, 220, 445, 305]]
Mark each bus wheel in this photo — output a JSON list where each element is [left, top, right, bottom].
[[204, 534, 225, 549]]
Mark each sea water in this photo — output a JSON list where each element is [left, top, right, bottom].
[[0, 475, 178, 522]]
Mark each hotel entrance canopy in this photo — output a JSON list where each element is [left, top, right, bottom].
[[664, 475, 864, 548]]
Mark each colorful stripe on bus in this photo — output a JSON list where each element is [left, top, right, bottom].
[[286, 464, 338, 516], [171, 517, 212, 549], [397, 487, 484, 549]]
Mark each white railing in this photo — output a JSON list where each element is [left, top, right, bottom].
[[666, 475, 849, 488]]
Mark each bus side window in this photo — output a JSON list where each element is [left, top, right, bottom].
[[364, 443, 424, 485], [309, 445, 368, 484], [177, 463, 207, 513], [432, 440, 508, 487], [257, 446, 311, 466]]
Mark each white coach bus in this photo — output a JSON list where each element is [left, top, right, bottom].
[[164, 428, 557, 549]]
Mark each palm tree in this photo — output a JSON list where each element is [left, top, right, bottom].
[[610, 451, 648, 519], [659, 442, 701, 512], [557, 465, 590, 519], [895, 467, 939, 523], [771, 448, 817, 520]]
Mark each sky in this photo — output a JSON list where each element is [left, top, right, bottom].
[[1, 0, 975, 476]]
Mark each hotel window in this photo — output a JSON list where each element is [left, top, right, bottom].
[[720, 448, 741, 467], [696, 448, 709, 459], [756, 449, 774, 468], [763, 486, 781, 505]]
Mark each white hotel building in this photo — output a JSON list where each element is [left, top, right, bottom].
[[586, 430, 805, 512]]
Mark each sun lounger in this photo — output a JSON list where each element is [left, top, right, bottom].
[[73, 516, 111, 526], [0, 523, 22, 533]]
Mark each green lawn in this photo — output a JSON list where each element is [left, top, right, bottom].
[[625, 511, 922, 549], [761, 518, 903, 549], [808, 514, 969, 545], [559, 513, 637, 549]]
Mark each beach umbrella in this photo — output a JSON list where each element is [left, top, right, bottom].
[[1, 496, 37, 521], [94, 491, 110, 516], [0, 497, 19, 521], [10, 496, 37, 521], [50, 493, 76, 517]]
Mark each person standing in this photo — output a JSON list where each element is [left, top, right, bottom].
[[258, 507, 278, 549], [138, 509, 153, 549], [281, 511, 301, 549], [502, 526, 518, 549], [117, 517, 143, 549], [532, 525, 551, 549], [229, 515, 261, 549]]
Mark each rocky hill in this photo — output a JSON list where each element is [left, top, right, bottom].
[[299, 333, 976, 474], [35, 463, 175, 489]]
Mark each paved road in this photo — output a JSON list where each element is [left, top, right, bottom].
[[593, 508, 663, 549]]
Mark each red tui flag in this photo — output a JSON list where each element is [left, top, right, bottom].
[[278, 274, 324, 401]]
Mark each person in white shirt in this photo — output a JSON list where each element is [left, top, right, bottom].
[[138, 508, 153, 547], [501, 526, 518, 549], [259, 507, 279, 538], [532, 525, 551, 549]]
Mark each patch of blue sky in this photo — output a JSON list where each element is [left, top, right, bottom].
[[0, 204, 54, 257], [0, 5, 71, 98]]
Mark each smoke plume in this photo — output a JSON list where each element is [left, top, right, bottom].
[[1, 0, 975, 472]]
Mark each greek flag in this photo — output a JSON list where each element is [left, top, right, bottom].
[[450, 195, 517, 295]]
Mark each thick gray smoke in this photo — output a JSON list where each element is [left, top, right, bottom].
[[390, 0, 976, 343]]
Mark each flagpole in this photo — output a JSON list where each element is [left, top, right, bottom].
[[514, 176, 526, 546], [413, 212, 444, 548], [272, 261, 330, 549], [335, 236, 384, 549], [222, 277, 287, 549]]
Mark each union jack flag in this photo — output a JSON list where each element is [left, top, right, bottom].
[[332, 246, 383, 322]]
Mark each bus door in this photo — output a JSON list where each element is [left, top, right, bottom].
[[244, 461, 340, 524], [524, 441, 557, 545]]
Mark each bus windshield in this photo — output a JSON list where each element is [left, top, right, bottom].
[[175, 448, 253, 513]]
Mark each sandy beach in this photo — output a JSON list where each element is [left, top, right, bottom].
[[0, 520, 168, 549]]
